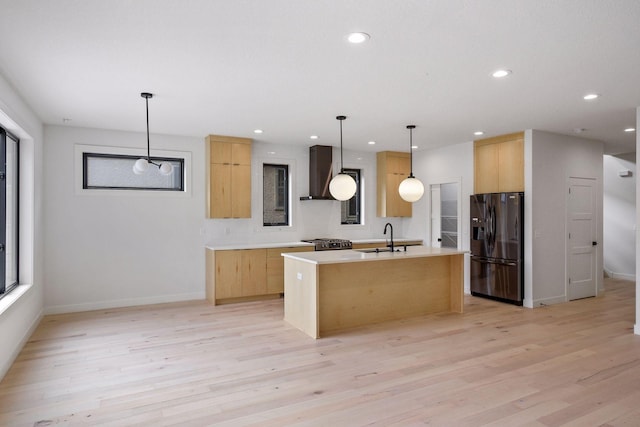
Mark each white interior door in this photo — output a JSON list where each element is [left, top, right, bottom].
[[567, 177, 597, 300], [439, 183, 459, 248], [430, 185, 441, 248], [430, 181, 460, 249]]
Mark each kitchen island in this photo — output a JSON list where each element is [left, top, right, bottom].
[[283, 246, 466, 338]]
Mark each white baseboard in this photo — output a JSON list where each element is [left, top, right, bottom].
[[610, 272, 635, 281], [531, 294, 567, 308], [44, 292, 206, 315], [604, 267, 635, 281], [0, 307, 43, 381]]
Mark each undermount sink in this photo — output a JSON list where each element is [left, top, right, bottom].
[[355, 247, 394, 253]]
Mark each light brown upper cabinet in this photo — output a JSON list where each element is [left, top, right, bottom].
[[207, 135, 252, 218], [377, 151, 412, 217], [474, 132, 524, 194]]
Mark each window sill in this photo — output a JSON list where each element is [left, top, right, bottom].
[[0, 284, 33, 316]]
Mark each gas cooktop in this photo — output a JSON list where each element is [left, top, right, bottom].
[[301, 238, 353, 251]]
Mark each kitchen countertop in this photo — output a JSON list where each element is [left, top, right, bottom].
[[282, 245, 466, 265], [351, 238, 421, 244], [206, 237, 422, 251], [206, 241, 315, 251]]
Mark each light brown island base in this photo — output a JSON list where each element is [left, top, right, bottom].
[[283, 246, 465, 338]]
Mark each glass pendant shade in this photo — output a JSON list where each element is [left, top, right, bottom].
[[399, 176, 424, 202], [328, 115, 356, 201], [158, 161, 173, 175], [133, 158, 149, 174], [399, 124, 424, 202], [329, 173, 357, 201]]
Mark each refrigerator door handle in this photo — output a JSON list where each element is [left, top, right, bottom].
[[500, 261, 518, 267], [471, 256, 518, 267], [491, 205, 497, 246], [486, 205, 492, 246]]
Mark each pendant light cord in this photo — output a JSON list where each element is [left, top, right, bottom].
[[145, 95, 151, 161], [141, 92, 159, 167], [337, 115, 346, 173], [407, 124, 416, 178]]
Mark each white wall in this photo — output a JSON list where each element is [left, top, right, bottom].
[[603, 153, 635, 280], [0, 73, 43, 380], [43, 126, 206, 313], [635, 106, 640, 336], [407, 141, 474, 293], [525, 130, 604, 307], [203, 142, 410, 246]]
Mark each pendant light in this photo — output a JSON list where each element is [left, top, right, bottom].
[[398, 124, 424, 202], [133, 92, 173, 176], [329, 115, 357, 201]]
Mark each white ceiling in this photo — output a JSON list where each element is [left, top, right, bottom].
[[0, 0, 639, 154]]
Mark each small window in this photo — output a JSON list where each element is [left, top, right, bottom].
[[83, 153, 184, 191], [341, 168, 361, 224], [263, 164, 289, 226]]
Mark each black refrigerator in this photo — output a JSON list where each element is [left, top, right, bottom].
[[470, 192, 524, 305]]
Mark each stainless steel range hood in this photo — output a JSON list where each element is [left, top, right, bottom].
[[300, 145, 335, 200]]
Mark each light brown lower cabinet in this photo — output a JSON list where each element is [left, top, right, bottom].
[[212, 249, 242, 299], [206, 246, 312, 305], [208, 249, 266, 301], [266, 247, 313, 294]]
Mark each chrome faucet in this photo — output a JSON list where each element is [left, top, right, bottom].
[[384, 222, 394, 252]]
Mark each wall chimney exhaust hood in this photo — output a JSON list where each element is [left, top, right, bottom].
[[300, 145, 335, 200]]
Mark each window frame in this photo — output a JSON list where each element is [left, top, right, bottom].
[[263, 163, 290, 227], [341, 168, 362, 225], [82, 152, 185, 192], [0, 126, 19, 298], [75, 144, 192, 197]]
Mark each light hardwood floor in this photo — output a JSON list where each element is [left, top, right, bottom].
[[1, 278, 639, 426]]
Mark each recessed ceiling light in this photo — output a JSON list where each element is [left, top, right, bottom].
[[254, 129, 263, 134], [474, 131, 484, 136], [624, 127, 636, 132], [310, 135, 318, 140], [583, 93, 599, 100], [267, 151, 276, 155], [347, 32, 370, 44], [412, 145, 418, 149], [368, 141, 376, 145], [492, 69, 511, 78]]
